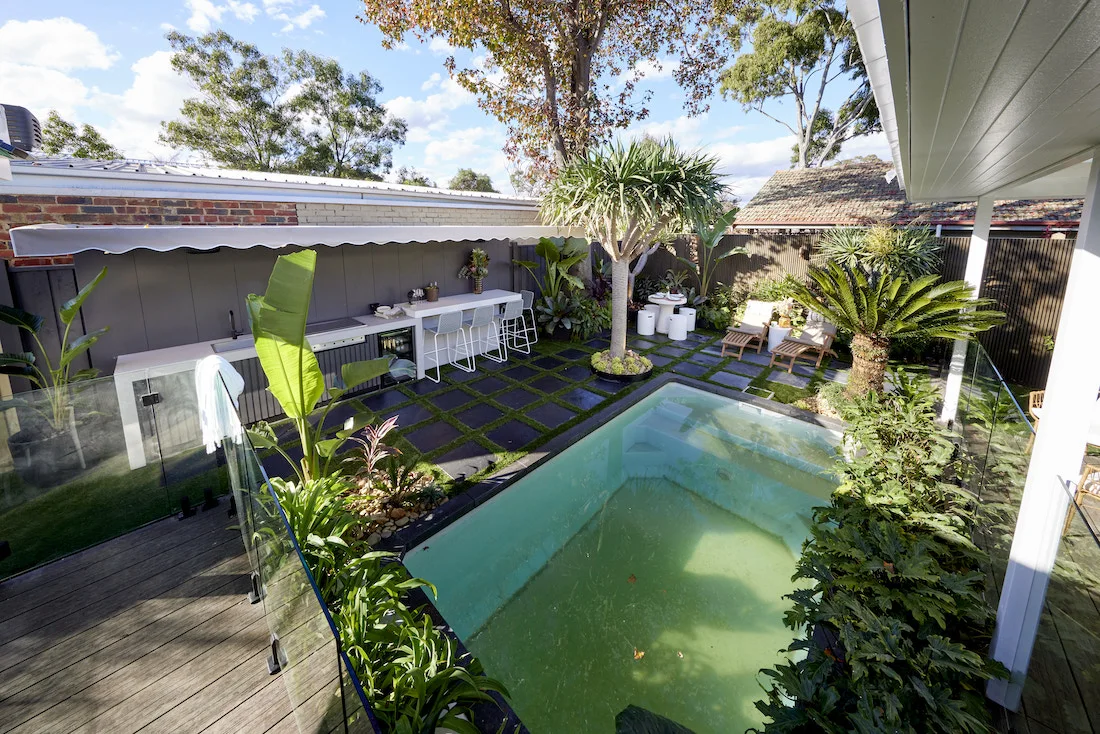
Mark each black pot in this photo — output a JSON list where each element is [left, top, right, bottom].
[[591, 364, 653, 383], [7, 427, 85, 487], [547, 324, 572, 341]]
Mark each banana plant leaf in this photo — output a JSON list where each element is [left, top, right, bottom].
[[0, 304, 44, 333], [60, 266, 108, 325], [0, 351, 39, 378], [59, 328, 109, 368]]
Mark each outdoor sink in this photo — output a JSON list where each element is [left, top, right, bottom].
[[212, 338, 255, 353]]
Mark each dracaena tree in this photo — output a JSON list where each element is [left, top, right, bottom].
[[541, 138, 723, 360], [790, 262, 1004, 396]]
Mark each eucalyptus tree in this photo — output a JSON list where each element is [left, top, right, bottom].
[[541, 138, 723, 360]]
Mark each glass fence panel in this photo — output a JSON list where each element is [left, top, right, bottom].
[[0, 370, 228, 579]]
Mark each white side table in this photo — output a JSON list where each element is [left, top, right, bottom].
[[767, 323, 791, 352], [648, 293, 687, 334]]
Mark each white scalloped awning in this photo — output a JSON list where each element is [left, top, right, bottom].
[[9, 224, 573, 257]]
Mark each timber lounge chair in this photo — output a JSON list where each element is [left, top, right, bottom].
[[1065, 460, 1100, 535], [769, 313, 839, 374], [721, 300, 774, 360]]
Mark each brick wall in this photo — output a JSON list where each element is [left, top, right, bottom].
[[296, 201, 538, 226], [0, 195, 298, 267]]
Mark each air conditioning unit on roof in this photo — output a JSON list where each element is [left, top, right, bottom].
[[0, 104, 40, 159]]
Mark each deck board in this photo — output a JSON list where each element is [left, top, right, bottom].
[[0, 509, 293, 733]]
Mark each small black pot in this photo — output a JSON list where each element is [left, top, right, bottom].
[[591, 365, 653, 383], [8, 427, 85, 487]]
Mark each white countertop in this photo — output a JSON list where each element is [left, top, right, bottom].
[[114, 312, 417, 377], [400, 289, 522, 319]]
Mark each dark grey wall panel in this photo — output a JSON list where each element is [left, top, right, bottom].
[[186, 249, 241, 342], [75, 251, 149, 373], [342, 246, 377, 313], [397, 245, 424, 302], [133, 250, 199, 350], [311, 246, 348, 322], [230, 248, 281, 321], [371, 245, 401, 306]]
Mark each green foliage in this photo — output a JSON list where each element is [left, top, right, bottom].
[[0, 267, 109, 431], [513, 237, 588, 299], [632, 275, 662, 304], [677, 208, 745, 298], [396, 166, 435, 187], [697, 283, 739, 330], [819, 225, 942, 279], [40, 111, 122, 159], [449, 168, 497, 192], [755, 370, 1005, 733], [748, 274, 801, 302], [570, 299, 612, 341], [719, 1, 879, 168], [535, 292, 580, 335], [661, 269, 690, 294], [591, 349, 651, 376]]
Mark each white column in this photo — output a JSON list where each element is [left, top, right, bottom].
[[987, 152, 1100, 709], [939, 195, 994, 424]]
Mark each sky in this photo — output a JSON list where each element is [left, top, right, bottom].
[[0, 1, 890, 201]]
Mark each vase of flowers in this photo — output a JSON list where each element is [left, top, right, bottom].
[[459, 248, 490, 294]]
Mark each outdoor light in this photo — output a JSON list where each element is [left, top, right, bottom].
[[178, 495, 195, 519], [202, 487, 218, 510]]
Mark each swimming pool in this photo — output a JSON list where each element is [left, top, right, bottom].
[[404, 382, 840, 733]]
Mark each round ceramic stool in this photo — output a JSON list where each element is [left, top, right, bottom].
[[637, 309, 656, 336], [678, 307, 697, 331], [668, 314, 689, 341]]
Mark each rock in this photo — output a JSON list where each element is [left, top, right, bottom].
[[389, 507, 406, 519], [395, 516, 409, 527], [366, 532, 381, 546], [381, 529, 392, 539], [408, 511, 419, 520]]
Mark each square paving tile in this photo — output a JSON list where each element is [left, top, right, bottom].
[[502, 365, 539, 382], [767, 370, 811, 389], [823, 368, 850, 384], [474, 359, 508, 371], [434, 441, 498, 479], [429, 389, 476, 411], [496, 387, 541, 409], [530, 375, 569, 394], [406, 421, 462, 453], [557, 348, 589, 360], [708, 371, 752, 390], [792, 363, 817, 378], [686, 332, 713, 344], [383, 402, 433, 429], [656, 346, 691, 358], [486, 420, 543, 451], [646, 354, 673, 368], [740, 351, 773, 366], [723, 361, 766, 378], [672, 362, 710, 378], [585, 338, 610, 349], [361, 388, 410, 411], [587, 377, 631, 394], [470, 376, 509, 395], [533, 355, 567, 370], [455, 403, 504, 430], [689, 353, 724, 367], [528, 402, 577, 429], [405, 378, 449, 396], [559, 364, 592, 381], [444, 367, 483, 383], [629, 338, 659, 350], [559, 387, 605, 411]]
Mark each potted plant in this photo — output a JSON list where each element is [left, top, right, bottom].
[[663, 269, 689, 296], [591, 349, 654, 383], [458, 248, 490, 294], [425, 281, 439, 302], [0, 267, 109, 486]]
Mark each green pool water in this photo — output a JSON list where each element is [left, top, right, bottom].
[[404, 383, 839, 733]]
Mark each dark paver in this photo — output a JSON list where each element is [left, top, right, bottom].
[[487, 420, 542, 451], [455, 403, 505, 430], [629, 339, 659, 350], [708, 371, 752, 390], [823, 368, 850, 384], [361, 388, 409, 411], [530, 375, 569, 394], [656, 346, 690, 358], [496, 387, 541, 409], [740, 351, 773, 366], [560, 387, 604, 411], [585, 338, 610, 349], [445, 366, 484, 383], [792, 363, 817, 378], [560, 364, 592, 381], [686, 332, 713, 344], [528, 402, 577, 429], [672, 362, 710, 378], [383, 402, 433, 428], [767, 371, 811, 389], [429, 389, 476, 411], [405, 378, 449, 396], [533, 355, 566, 370], [689, 353, 724, 367], [470, 376, 509, 395], [723, 361, 766, 378], [406, 421, 462, 453], [647, 354, 673, 368], [557, 348, 589, 360], [434, 441, 498, 479], [588, 377, 632, 394], [503, 365, 539, 382]]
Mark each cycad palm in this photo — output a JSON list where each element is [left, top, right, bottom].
[[790, 262, 1004, 396]]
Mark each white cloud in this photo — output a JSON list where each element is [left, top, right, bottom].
[[837, 131, 892, 162], [266, 2, 325, 32], [422, 127, 500, 167], [0, 17, 118, 71], [185, 0, 258, 32], [400, 125, 510, 192], [160, 22, 177, 31], [428, 37, 454, 54], [384, 76, 475, 140], [0, 63, 90, 119], [617, 57, 679, 87], [228, 1, 260, 21], [420, 73, 442, 91]]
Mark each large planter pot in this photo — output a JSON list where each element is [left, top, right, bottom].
[[7, 427, 85, 487], [591, 364, 653, 383]]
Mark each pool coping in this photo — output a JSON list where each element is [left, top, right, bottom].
[[382, 374, 844, 731]]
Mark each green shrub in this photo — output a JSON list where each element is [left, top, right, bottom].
[[748, 273, 802, 302], [755, 369, 1005, 733], [697, 283, 739, 329], [819, 225, 942, 279], [571, 298, 612, 341]]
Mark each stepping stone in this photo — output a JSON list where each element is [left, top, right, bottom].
[[672, 362, 709, 378], [434, 441, 498, 479], [686, 332, 712, 344], [528, 402, 577, 429], [455, 403, 504, 430], [709, 371, 752, 390], [429, 389, 476, 411], [445, 367, 482, 383], [405, 379, 449, 396], [533, 355, 567, 369], [792, 363, 817, 378], [723, 361, 765, 378], [530, 375, 569, 394], [739, 351, 773, 366], [647, 354, 673, 368], [496, 387, 541, 409], [585, 338, 610, 349], [656, 346, 691, 358], [503, 365, 539, 382], [486, 420, 542, 451], [823, 368, 850, 385], [629, 339, 659, 350], [361, 388, 409, 411], [383, 402, 432, 429], [560, 387, 604, 411], [689, 353, 724, 367], [470, 376, 509, 394], [475, 359, 508, 371], [557, 348, 589, 360], [559, 364, 592, 381], [588, 377, 631, 394], [767, 371, 811, 389], [406, 421, 462, 453]]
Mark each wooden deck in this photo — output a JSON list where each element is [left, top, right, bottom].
[[0, 505, 296, 733]]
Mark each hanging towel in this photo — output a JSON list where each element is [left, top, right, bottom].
[[195, 355, 246, 454]]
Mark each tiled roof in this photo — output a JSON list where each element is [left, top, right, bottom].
[[736, 161, 1082, 227]]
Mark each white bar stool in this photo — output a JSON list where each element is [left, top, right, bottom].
[[637, 310, 656, 336], [668, 313, 689, 342], [423, 310, 474, 382], [520, 289, 539, 344], [678, 307, 697, 331], [496, 299, 531, 357], [463, 304, 504, 363]]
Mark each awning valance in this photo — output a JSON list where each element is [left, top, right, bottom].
[[9, 224, 573, 257]]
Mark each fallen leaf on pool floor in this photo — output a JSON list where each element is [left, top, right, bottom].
[[627, 574, 637, 584], [633, 648, 645, 660], [677, 651, 684, 659]]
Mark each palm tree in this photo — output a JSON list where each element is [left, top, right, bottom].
[[790, 262, 1004, 396], [541, 138, 723, 361]]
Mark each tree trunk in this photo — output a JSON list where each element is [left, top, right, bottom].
[[847, 333, 890, 397], [609, 259, 630, 358]]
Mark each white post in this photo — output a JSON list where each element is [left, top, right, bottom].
[[939, 195, 994, 424], [987, 152, 1100, 709]]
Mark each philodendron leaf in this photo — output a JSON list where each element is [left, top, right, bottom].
[[0, 305, 43, 333], [60, 266, 108, 325]]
